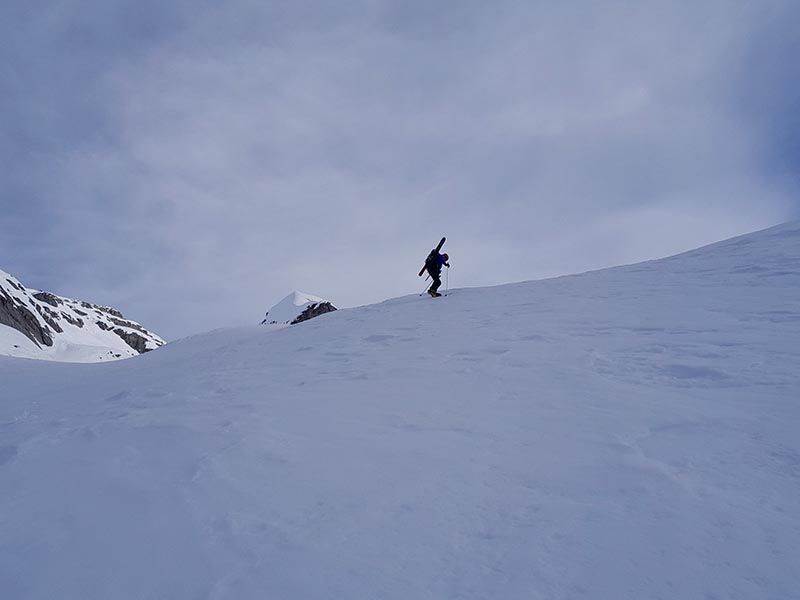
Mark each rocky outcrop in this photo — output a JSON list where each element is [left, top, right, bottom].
[[32, 291, 63, 308], [0, 287, 53, 347], [34, 303, 63, 333], [291, 301, 337, 324], [112, 329, 152, 354], [261, 291, 337, 327], [109, 316, 148, 335]]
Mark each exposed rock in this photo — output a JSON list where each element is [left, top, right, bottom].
[[110, 316, 148, 334], [291, 301, 337, 324], [34, 304, 63, 333], [0, 288, 53, 347], [76, 300, 123, 318], [112, 328, 153, 354], [262, 291, 337, 326], [60, 312, 84, 328], [33, 292, 63, 308], [97, 305, 123, 319]]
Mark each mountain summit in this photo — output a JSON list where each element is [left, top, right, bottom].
[[0, 268, 164, 362], [260, 290, 337, 326]]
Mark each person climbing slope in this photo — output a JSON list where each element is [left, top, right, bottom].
[[424, 248, 449, 297]]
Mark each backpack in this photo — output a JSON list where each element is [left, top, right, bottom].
[[425, 250, 439, 273]]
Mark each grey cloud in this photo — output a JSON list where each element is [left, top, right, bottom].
[[1, 0, 798, 339]]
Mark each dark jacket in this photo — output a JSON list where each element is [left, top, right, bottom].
[[426, 252, 449, 276]]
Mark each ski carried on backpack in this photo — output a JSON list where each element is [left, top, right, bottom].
[[418, 237, 446, 277]]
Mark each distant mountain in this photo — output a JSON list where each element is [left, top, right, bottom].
[[0, 268, 164, 362], [261, 291, 337, 326]]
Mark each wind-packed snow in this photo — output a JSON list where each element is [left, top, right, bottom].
[[262, 290, 330, 325], [0, 325, 44, 360], [1, 223, 799, 599], [0, 324, 130, 362]]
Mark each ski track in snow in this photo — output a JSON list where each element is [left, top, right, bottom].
[[1, 223, 799, 599]]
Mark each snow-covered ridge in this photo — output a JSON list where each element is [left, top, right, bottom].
[[0, 268, 164, 362], [1, 222, 799, 598], [260, 290, 337, 326]]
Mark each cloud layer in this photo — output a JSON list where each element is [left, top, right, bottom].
[[2, 1, 798, 338]]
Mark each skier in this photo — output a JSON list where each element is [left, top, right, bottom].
[[424, 249, 450, 297]]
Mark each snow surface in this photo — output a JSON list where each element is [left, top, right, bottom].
[[1, 223, 799, 599], [262, 290, 330, 325], [0, 325, 42, 360], [0, 323, 130, 363], [0, 268, 164, 362]]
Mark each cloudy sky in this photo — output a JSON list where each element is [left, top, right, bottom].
[[2, 0, 799, 340]]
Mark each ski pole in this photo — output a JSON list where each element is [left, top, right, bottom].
[[446, 266, 449, 294]]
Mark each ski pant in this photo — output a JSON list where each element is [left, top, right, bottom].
[[429, 271, 442, 294]]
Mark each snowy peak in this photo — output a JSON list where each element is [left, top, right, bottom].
[[0, 268, 164, 362], [286, 291, 326, 307], [261, 290, 337, 326]]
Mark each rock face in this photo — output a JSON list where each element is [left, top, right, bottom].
[[0, 268, 165, 362], [0, 285, 54, 347], [261, 291, 337, 326], [291, 301, 337, 324]]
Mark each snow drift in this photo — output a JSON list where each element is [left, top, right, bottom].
[[1, 223, 798, 599]]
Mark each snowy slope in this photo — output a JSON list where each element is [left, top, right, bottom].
[[0, 268, 164, 362], [1, 222, 799, 599], [261, 290, 336, 325]]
